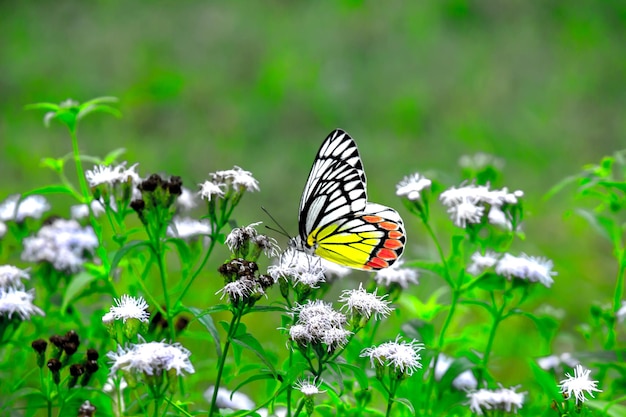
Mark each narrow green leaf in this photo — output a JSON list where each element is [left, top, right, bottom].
[[517, 312, 559, 345], [528, 361, 562, 403], [468, 272, 506, 292], [231, 370, 280, 394], [247, 305, 287, 314], [24, 102, 59, 111], [439, 357, 475, 389], [110, 240, 151, 275], [22, 185, 76, 197], [103, 148, 127, 165], [391, 397, 415, 414], [187, 306, 222, 358], [166, 238, 192, 272], [544, 174, 580, 201], [401, 319, 435, 346], [61, 272, 97, 313], [335, 362, 369, 391], [231, 333, 277, 377]]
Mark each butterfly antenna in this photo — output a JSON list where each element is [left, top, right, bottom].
[[261, 206, 291, 238]]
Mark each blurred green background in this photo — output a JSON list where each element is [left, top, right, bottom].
[[1, 0, 625, 396]]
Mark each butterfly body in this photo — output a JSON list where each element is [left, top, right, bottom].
[[297, 129, 406, 270]]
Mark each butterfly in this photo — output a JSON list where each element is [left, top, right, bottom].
[[293, 129, 406, 270]]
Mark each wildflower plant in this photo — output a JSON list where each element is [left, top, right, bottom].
[[0, 95, 623, 417]]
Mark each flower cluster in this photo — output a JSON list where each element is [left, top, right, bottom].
[[225, 222, 280, 260], [269, 248, 327, 289], [537, 352, 578, 371], [107, 337, 194, 378], [466, 385, 525, 415], [103, 295, 150, 324], [217, 258, 275, 306], [200, 166, 260, 198], [360, 336, 424, 377], [0, 194, 50, 223], [289, 300, 351, 353], [467, 251, 557, 288], [167, 216, 211, 241], [396, 173, 432, 201], [21, 218, 99, 274], [439, 182, 523, 230]]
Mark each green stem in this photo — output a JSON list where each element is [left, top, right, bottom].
[[606, 249, 625, 350], [423, 223, 453, 286], [293, 399, 305, 417], [209, 310, 242, 417], [477, 293, 507, 386], [176, 235, 218, 306]]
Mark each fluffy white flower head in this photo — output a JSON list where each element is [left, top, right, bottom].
[[294, 377, 326, 396], [467, 251, 500, 275], [211, 166, 260, 192], [495, 253, 556, 288], [0, 194, 50, 222], [339, 283, 394, 320], [0, 288, 45, 320], [198, 180, 225, 202], [268, 248, 327, 288], [360, 336, 424, 376], [85, 162, 140, 188], [433, 354, 477, 390], [106, 295, 150, 323], [0, 265, 30, 290], [373, 260, 418, 288], [396, 173, 432, 200], [467, 385, 525, 415], [107, 338, 194, 377], [289, 300, 350, 351], [559, 364, 602, 404]]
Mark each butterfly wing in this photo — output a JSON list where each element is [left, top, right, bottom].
[[298, 129, 406, 270]]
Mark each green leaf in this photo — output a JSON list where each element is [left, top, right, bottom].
[[40, 157, 65, 172], [439, 356, 475, 389], [247, 305, 287, 314], [587, 400, 626, 417], [517, 312, 559, 344], [405, 260, 445, 278], [544, 173, 580, 201], [187, 306, 222, 357], [231, 370, 280, 395], [391, 397, 415, 414], [528, 361, 562, 403], [231, 333, 277, 378], [401, 319, 435, 346], [574, 208, 618, 243], [110, 240, 151, 274], [24, 102, 59, 111], [335, 362, 369, 391], [22, 184, 76, 198], [468, 272, 506, 292], [61, 271, 97, 313], [166, 238, 192, 271]]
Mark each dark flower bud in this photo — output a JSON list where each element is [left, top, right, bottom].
[[47, 358, 62, 372], [31, 339, 48, 355], [140, 174, 162, 192], [65, 330, 80, 346], [257, 274, 275, 290], [85, 360, 99, 374], [168, 176, 183, 196], [70, 363, 85, 377], [86, 348, 99, 361], [63, 342, 78, 356], [50, 335, 66, 349], [175, 316, 190, 334], [130, 199, 146, 212]]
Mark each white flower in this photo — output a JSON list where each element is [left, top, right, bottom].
[[216, 279, 256, 301], [396, 173, 432, 201], [85, 162, 140, 188], [446, 196, 484, 228], [339, 283, 394, 320], [0, 265, 30, 290], [289, 300, 350, 351], [203, 386, 255, 411], [467, 385, 525, 415], [0, 288, 45, 320], [440, 183, 523, 228], [294, 377, 326, 396], [538, 353, 579, 371], [0, 194, 50, 222], [559, 364, 602, 404], [167, 217, 211, 240], [495, 253, 556, 288], [617, 301, 626, 323], [176, 187, 198, 211], [212, 166, 260, 192], [373, 260, 418, 288], [433, 354, 477, 390], [467, 251, 499, 275], [106, 295, 150, 323], [269, 248, 327, 288], [198, 180, 225, 202], [0, 222, 6, 238], [70, 200, 106, 220], [21, 219, 99, 273], [107, 338, 194, 377], [360, 336, 424, 376], [257, 408, 288, 417]]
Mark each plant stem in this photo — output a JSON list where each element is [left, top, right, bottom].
[[423, 223, 453, 286], [477, 293, 507, 386], [209, 310, 242, 417], [606, 249, 625, 350]]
